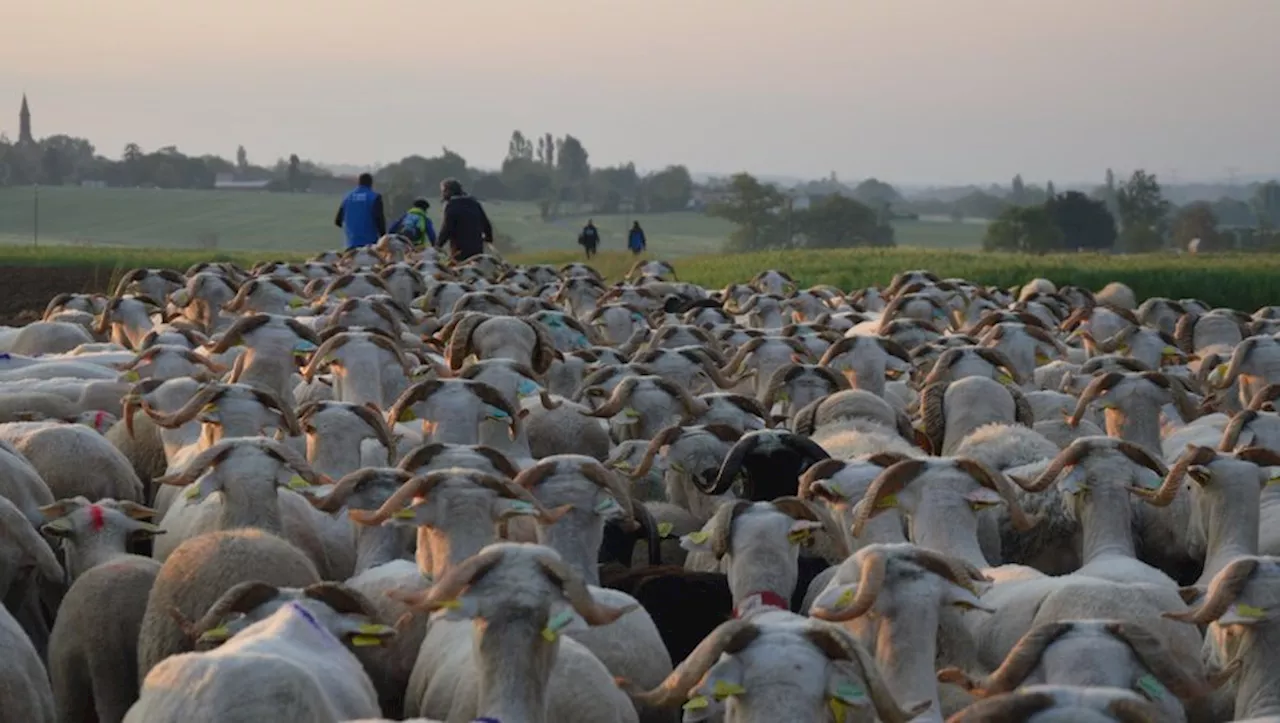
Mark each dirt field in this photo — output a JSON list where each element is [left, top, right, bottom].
[[0, 266, 116, 326]]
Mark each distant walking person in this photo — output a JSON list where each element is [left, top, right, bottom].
[[389, 197, 436, 247], [436, 178, 494, 262], [628, 221, 647, 255], [334, 172, 386, 249], [578, 219, 600, 258]]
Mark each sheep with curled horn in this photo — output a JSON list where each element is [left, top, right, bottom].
[[917, 376, 1035, 457], [630, 345, 742, 394], [572, 362, 657, 407], [587, 302, 652, 346], [113, 267, 187, 303], [1161, 555, 1280, 721], [819, 334, 913, 399], [947, 685, 1171, 723], [700, 427, 832, 502], [791, 389, 922, 459], [319, 270, 393, 301], [384, 377, 520, 449], [1175, 307, 1254, 357], [922, 345, 1027, 388], [1065, 371, 1201, 456], [725, 292, 790, 329], [871, 316, 944, 352], [203, 313, 319, 402], [578, 374, 709, 442], [510, 456, 674, 691], [296, 400, 398, 478], [446, 289, 516, 319], [440, 310, 558, 375], [1059, 301, 1141, 342], [936, 620, 1223, 723], [116, 343, 227, 382], [618, 607, 926, 722], [641, 322, 721, 354], [719, 335, 813, 398], [528, 309, 599, 352], [93, 293, 165, 349], [687, 391, 772, 434], [980, 322, 1073, 380], [759, 362, 850, 419], [142, 381, 301, 458], [628, 423, 743, 520], [1208, 335, 1280, 412], [220, 276, 307, 316], [300, 327, 415, 410], [1074, 325, 1187, 370]]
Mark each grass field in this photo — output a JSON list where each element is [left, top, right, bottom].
[[0, 186, 983, 255]]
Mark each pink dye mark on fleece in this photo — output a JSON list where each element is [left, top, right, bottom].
[[89, 504, 105, 531]]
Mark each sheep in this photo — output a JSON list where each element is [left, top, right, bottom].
[[115, 343, 226, 382], [0, 378, 131, 417], [149, 438, 354, 580], [626, 424, 743, 521], [522, 391, 613, 461], [579, 374, 708, 442], [297, 400, 397, 479], [702, 428, 832, 501], [809, 543, 995, 720], [2, 321, 96, 356], [947, 685, 1166, 722], [588, 303, 652, 346], [512, 456, 674, 690], [793, 389, 922, 459], [1067, 370, 1200, 455], [385, 378, 519, 448], [688, 392, 770, 434], [42, 497, 162, 723], [128, 590, 394, 722], [1166, 556, 1280, 721], [918, 377, 1034, 456], [720, 336, 813, 397], [0, 392, 83, 424], [938, 620, 1223, 723], [0, 495, 65, 661], [93, 294, 164, 349], [0, 605, 56, 723], [1215, 335, 1280, 411], [630, 345, 743, 394], [136, 528, 321, 680], [169, 271, 238, 333], [818, 334, 913, 399], [301, 328, 415, 409], [0, 421, 145, 503], [759, 363, 849, 419], [0, 439, 54, 527], [620, 612, 925, 723], [442, 311, 557, 375], [393, 543, 641, 723], [203, 313, 320, 402]]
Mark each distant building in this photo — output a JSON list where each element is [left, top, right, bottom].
[[213, 173, 271, 191], [18, 93, 33, 145]]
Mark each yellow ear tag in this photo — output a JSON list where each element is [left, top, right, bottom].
[[829, 697, 847, 721], [787, 528, 812, 545], [874, 493, 898, 510], [436, 598, 463, 610], [288, 297, 306, 309], [184, 485, 202, 500], [1162, 346, 1177, 356], [542, 609, 575, 642], [657, 522, 674, 538], [612, 460, 632, 471], [712, 680, 746, 700], [686, 530, 710, 545], [670, 461, 686, 475], [836, 587, 856, 608], [391, 508, 417, 520], [198, 625, 230, 643], [350, 634, 383, 647], [683, 695, 710, 712], [124, 370, 140, 382], [1035, 351, 1050, 364], [285, 475, 310, 490], [397, 408, 417, 423], [622, 407, 641, 419], [200, 403, 218, 415], [996, 372, 1013, 385], [1236, 603, 1267, 619], [969, 500, 1001, 511], [776, 390, 790, 403]]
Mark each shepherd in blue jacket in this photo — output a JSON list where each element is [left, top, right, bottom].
[[628, 221, 647, 255], [334, 173, 387, 249]]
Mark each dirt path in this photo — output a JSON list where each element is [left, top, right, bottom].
[[0, 266, 116, 326]]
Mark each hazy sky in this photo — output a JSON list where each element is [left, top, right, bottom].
[[3, 0, 1277, 186]]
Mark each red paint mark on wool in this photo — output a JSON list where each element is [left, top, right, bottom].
[[89, 504, 105, 531], [95, 411, 107, 430]]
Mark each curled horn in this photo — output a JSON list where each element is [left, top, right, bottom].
[[1015, 438, 1094, 492], [301, 333, 352, 381], [1141, 372, 1200, 423], [797, 459, 848, 500], [792, 397, 822, 436], [1174, 312, 1198, 354], [579, 376, 641, 419], [173, 581, 281, 640], [810, 548, 888, 623], [919, 381, 947, 456], [310, 468, 414, 513], [123, 378, 166, 437], [367, 333, 416, 376], [1164, 556, 1259, 624], [384, 380, 445, 428], [1234, 446, 1280, 468], [851, 459, 929, 537], [1218, 337, 1258, 389], [468, 380, 520, 436], [524, 318, 559, 375], [1066, 371, 1124, 427], [42, 292, 77, 320], [652, 378, 711, 419], [1106, 621, 1221, 700], [111, 268, 151, 298], [537, 554, 637, 625], [973, 347, 1024, 385], [706, 500, 752, 559], [773, 495, 850, 560], [1135, 444, 1217, 507], [619, 619, 759, 710], [804, 615, 930, 723], [1247, 384, 1280, 412], [720, 337, 765, 377], [391, 547, 507, 617], [445, 312, 490, 370], [579, 461, 638, 526], [206, 314, 273, 354], [952, 459, 1041, 531], [938, 622, 1073, 696], [693, 349, 745, 390], [702, 433, 763, 496], [1219, 410, 1259, 451], [1008, 385, 1035, 427], [629, 425, 684, 480], [143, 383, 227, 429]]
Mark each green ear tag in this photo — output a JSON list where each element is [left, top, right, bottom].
[[683, 695, 710, 711], [833, 681, 866, 703], [542, 609, 575, 641], [657, 522, 674, 538], [711, 680, 745, 700], [1136, 674, 1166, 700]]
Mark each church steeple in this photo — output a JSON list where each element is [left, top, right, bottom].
[[18, 94, 33, 145]]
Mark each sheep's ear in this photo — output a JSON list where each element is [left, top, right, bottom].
[[824, 660, 874, 722], [787, 520, 822, 546], [679, 528, 714, 555], [963, 488, 1003, 512], [183, 474, 224, 504], [542, 600, 589, 642], [1216, 601, 1270, 626], [384, 500, 439, 528], [684, 656, 745, 721], [810, 583, 859, 619], [942, 582, 994, 612], [491, 498, 542, 522], [41, 517, 76, 538]]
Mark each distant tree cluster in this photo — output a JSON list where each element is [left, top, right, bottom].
[[0, 134, 331, 192], [707, 172, 894, 252]]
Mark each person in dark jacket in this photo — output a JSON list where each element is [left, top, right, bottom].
[[628, 221, 647, 255], [334, 173, 386, 249], [389, 197, 437, 247], [435, 178, 494, 261], [578, 219, 600, 258]]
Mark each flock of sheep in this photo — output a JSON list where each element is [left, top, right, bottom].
[[2, 235, 1280, 722]]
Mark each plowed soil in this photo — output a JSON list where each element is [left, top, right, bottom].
[[0, 266, 115, 326]]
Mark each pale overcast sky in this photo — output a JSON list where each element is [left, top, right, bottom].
[[3, 0, 1277, 185]]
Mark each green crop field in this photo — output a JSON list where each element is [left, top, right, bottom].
[[0, 186, 983, 256]]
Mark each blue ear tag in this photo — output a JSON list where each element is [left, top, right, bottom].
[[517, 379, 539, 398], [487, 406, 511, 420], [546, 316, 565, 328]]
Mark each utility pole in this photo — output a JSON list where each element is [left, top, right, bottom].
[[33, 183, 39, 247]]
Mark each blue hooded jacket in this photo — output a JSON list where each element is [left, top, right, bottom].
[[335, 184, 386, 248]]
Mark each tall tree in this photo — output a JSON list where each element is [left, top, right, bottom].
[[1045, 180, 1056, 199], [852, 178, 901, 209], [1171, 202, 1224, 252], [707, 172, 787, 251], [236, 145, 248, 171], [1011, 174, 1027, 205], [798, 195, 894, 248], [1044, 191, 1116, 250], [557, 135, 590, 204], [287, 154, 302, 192], [123, 143, 144, 162], [1253, 181, 1280, 228], [983, 205, 1063, 254], [1116, 169, 1171, 251], [643, 165, 694, 212], [506, 131, 534, 163]]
